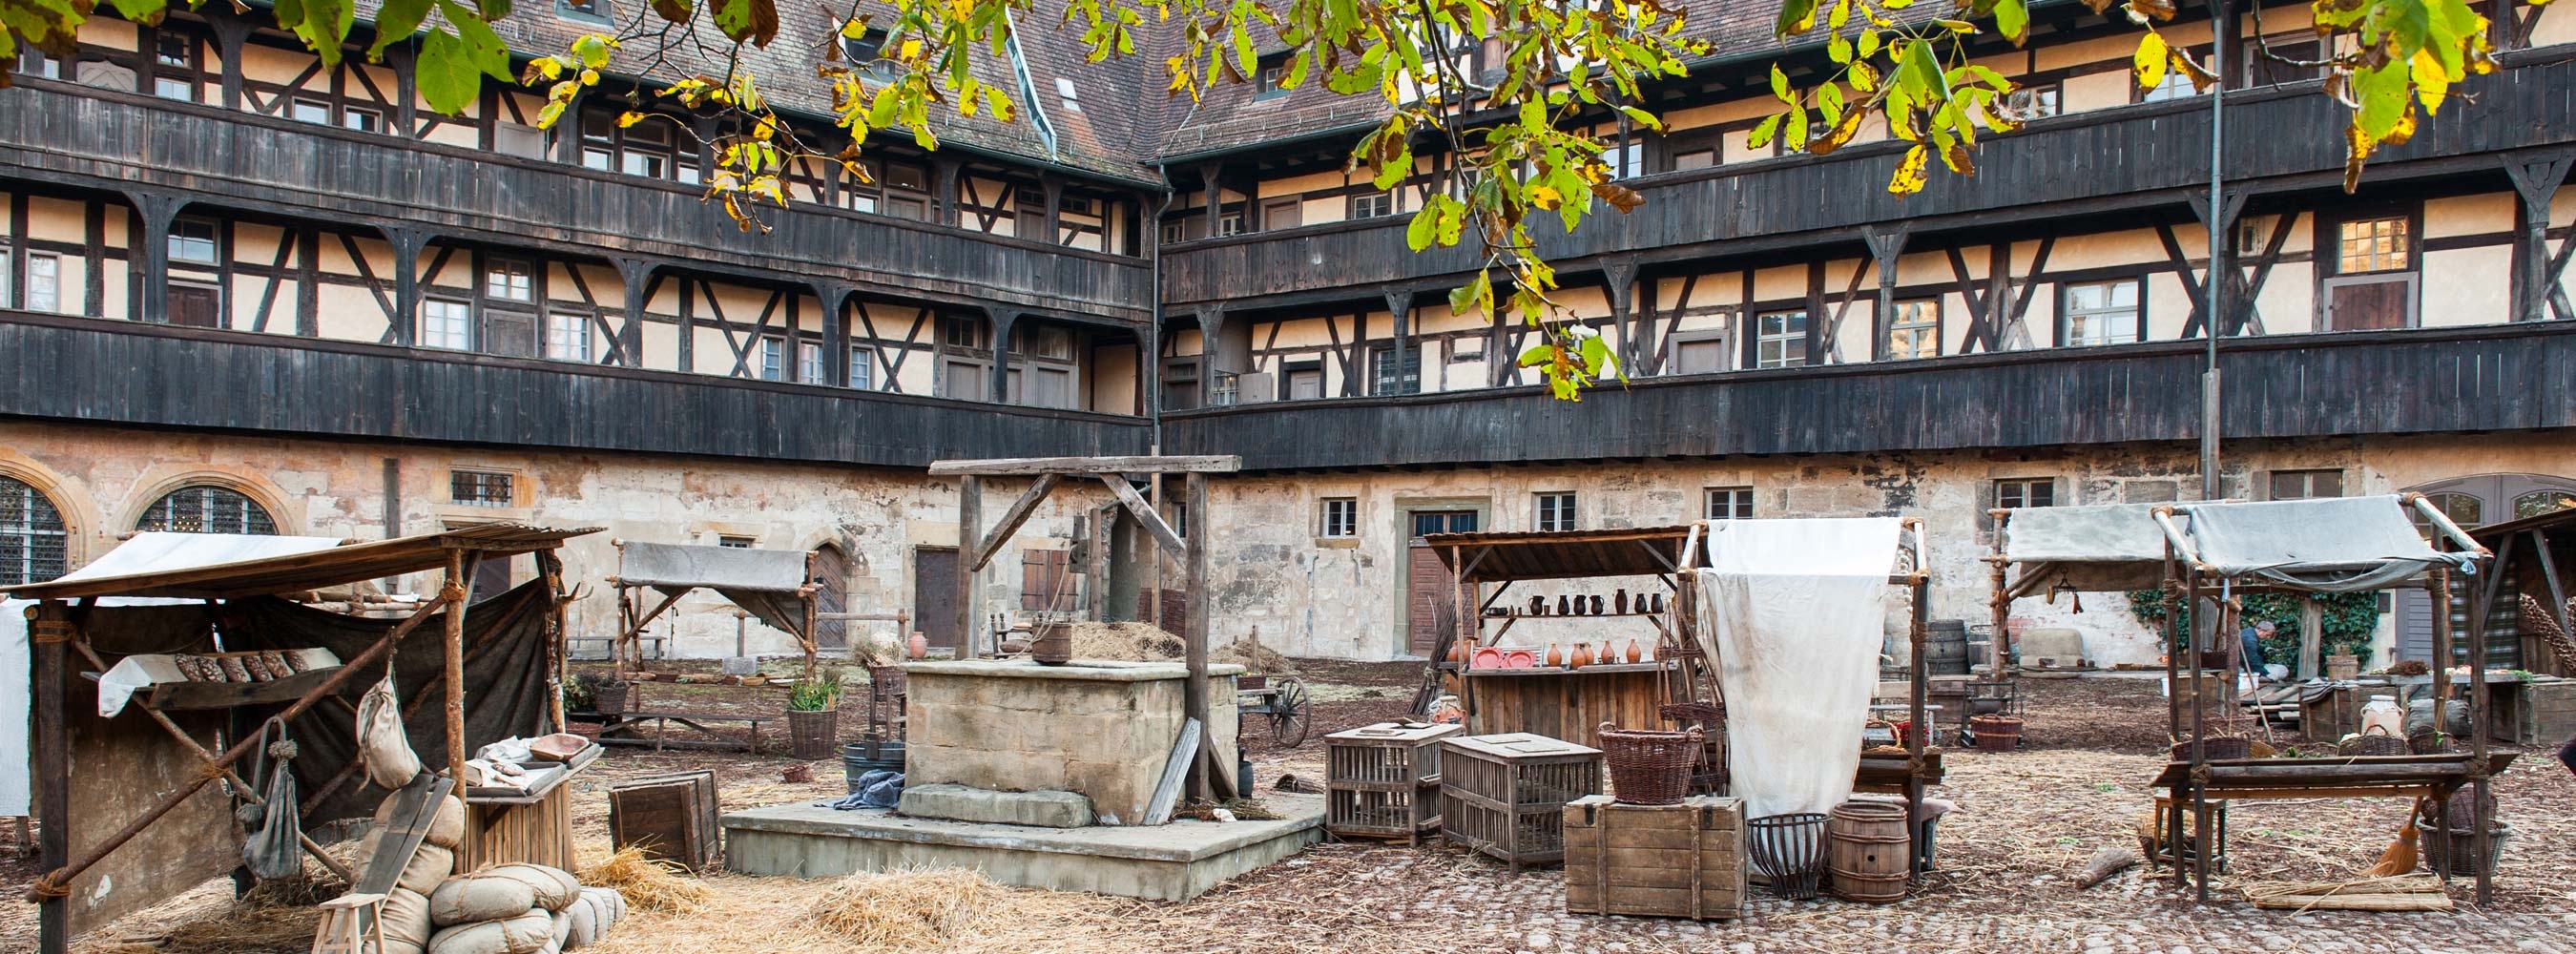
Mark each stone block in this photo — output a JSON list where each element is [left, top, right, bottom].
[[898, 784, 1095, 828], [2019, 627, 2088, 665]]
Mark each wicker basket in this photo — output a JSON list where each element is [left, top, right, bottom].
[[1596, 722, 1701, 806], [1966, 715, 2022, 753], [2340, 733, 2410, 757], [2171, 736, 2253, 760], [2420, 822, 2509, 878]]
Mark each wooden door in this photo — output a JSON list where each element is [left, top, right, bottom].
[[1405, 510, 1479, 655], [812, 544, 848, 651], [913, 546, 960, 653]]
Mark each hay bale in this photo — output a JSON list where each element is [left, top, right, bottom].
[[1065, 621, 1297, 674], [579, 846, 709, 914], [806, 868, 1004, 947]]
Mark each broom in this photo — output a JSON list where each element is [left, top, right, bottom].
[[2361, 801, 2423, 878]]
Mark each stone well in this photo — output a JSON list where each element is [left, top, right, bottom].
[[903, 658, 1242, 825]]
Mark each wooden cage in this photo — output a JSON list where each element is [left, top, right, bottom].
[[1440, 733, 1603, 870], [1324, 722, 1461, 843]]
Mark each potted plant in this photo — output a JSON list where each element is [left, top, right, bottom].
[[565, 672, 635, 716], [784, 669, 842, 760]]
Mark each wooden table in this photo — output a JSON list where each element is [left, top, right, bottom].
[[1461, 662, 1672, 744], [458, 745, 600, 872]]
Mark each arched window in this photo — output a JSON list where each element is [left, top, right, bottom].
[[2514, 489, 2576, 521], [2409, 491, 2483, 538], [1, 476, 70, 586], [136, 485, 277, 535]]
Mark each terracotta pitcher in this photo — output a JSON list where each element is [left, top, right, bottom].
[[1624, 638, 1643, 663], [1448, 635, 1474, 666], [906, 632, 929, 660], [1545, 643, 1564, 667], [1569, 642, 1592, 669]]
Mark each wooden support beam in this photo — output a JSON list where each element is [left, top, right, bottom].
[[970, 473, 1063, 571], [930, 456, 1241, 476], [1183, 471, 1215, 800], [1097, 473, 1188, 558], [957, 474, 982, 659], [445, 550, 474, 786]]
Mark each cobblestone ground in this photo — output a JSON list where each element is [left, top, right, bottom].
[[10, 674, 2575, 953]]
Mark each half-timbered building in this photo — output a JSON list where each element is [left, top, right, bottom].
[[2, 0, 2572, 667]]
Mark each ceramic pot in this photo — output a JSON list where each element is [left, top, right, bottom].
[[906, 632, 929, 660], [1546, 643, 1564, 667], [1449, 635, 1474, 666], [1557, 595, 1571, 615], [1615, 590, 1629, 614], [1570, 643, 1592, 669], [1591, 594, 1606, 615], [1625, 638, 1643, 663], [1531, 595, 1547, 616], [1471, 647, 1506, 670], [1505, 649, 1536, 668]]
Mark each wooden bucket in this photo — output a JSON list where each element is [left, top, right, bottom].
[[1826, 799, 1911, 904]]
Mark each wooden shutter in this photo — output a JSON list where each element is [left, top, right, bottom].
[[484, 308, 536, 356], [167, 283, 220, 328]]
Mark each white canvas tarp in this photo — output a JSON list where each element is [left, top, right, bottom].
[[1694, 517, 1903, 820], [2179, 495, 2470, 591], [1999, 503, 2187, 596], [3, 533, 343, 816], [615, 541, 808, 592]]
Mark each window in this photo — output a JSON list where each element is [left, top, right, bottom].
[[2140, 56, 2204, 102], [580, 110, 698, 184], [420, 300, 471, 350], [0, 251, 8, 307], [1706, 487, 1755, 521], [152, 32, 197, 102], [844, 28, 889, 68], [1349, 193, 1396, 219], [941, 315, 983, 349], [1254, 59, 1292, 100], [137, 486, 277, 535], [544, 313, 591, 362], [342, 106, 383, 134], [291, 99, 333, 124], [2062, 280, 2141, 346], [1054, 76, 1082, 114], [1368, 344, 1422, 396], [1535, 492, 1577, 532], [16, 50, 61, 79], [1884, 299, 1940, 360], [717, 535, 755, 549], [759, 337, 787, 382], [2516, 489, 2576, 519], [2246, 36, 2323, 86], [558, 0, 610, 20], [2269, 468, 2344, 500], [1020, 324, 1074, 361], [1752, 310, 1807, 369], [1603, 138, 1645, 179], [1216, 212, 1246, 237], [1995, 478, 2056, 509], [848, 345, 877, 390], [1319, 498, 1358, 538], [798, 340, 824, 384], [2337, 217, 2412, 274], [168, 218, 218, 265], [1671, 146, 1718, 171], [450, 469, 515, 507], [2005, 85, 2061, 120], [1261, 197, 1302, 231], [880, 162, 931, 218], [1672, 329, 1729, 374], [2410, 492, 2483, 538], [485, 259, 534, 301], [0, 476, 70, 587], [25, 253, 58, 312], [1160, 219, 1194, 245]]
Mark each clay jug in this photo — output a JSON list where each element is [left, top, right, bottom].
[[1590, 594, 1606, 615], [906, 632, 929, 660], [1557, 595, 1571, 615], [1598, 641, 1614, 665], [1531, 595, 1547, 615], [1625, 638, 1643, 663], [1448, 635, 1474, 666], [1570, 643, 1592, 669], [1546, 643, 1564, 667], [1615, 589, 1629, 614]]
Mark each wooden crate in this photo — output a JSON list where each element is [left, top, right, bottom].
[[1325, 722, 1461, 843], [1563, 796, 1746, 921], [2496, 678, 2576, 745], [609, 770, 720, 871], [1441, 733, 1603, 870]]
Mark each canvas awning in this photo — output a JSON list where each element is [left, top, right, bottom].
[[612, 541, 814, 643], [2175, 496, 2474, 591], [1424, 525, 1693, 583], [4, 525, 597, 601], [1998, 503, 2191, 597]]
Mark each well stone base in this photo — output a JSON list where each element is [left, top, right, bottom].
[[898, 783, 1095, 828], [721, 794, 1322, 901]]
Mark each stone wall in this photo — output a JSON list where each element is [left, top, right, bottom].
[[903, 660, 1242, 824]]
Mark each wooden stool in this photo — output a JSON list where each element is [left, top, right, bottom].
[[311, 892, 386, 954]]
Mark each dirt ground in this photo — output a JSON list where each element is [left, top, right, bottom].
[[8, 665, 2575, 954]]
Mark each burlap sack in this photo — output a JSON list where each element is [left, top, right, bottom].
[[577, 887, 624, 926], [373, 888, 434, 954], [355, 827, 458, 896], [426, 911, 554, 954], [557, 894, 597, 950], [357, 674, 424, 791], [488, 863, 580, 913], [427, 873, 538, 927], [372, 792, 467, 852]]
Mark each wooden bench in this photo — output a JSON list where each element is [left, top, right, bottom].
[[592, 710, 779, 754]]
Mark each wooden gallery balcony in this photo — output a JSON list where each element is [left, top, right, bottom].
[[0, 81, 1153, 324], [1161, 52, 2576, 308], [0, 311, 1153, 466], [1159, 322, 2576, 470]]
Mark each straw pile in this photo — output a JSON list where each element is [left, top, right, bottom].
[[1066, 621, 1296, 674], [84, 901, 322, 954], [579, 846, 710, 914], [806, 868, 1005, 946]]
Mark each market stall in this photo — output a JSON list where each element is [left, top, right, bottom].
[[1991, 501, 2240, 744], [2146, 494, 2509, 903], [4, 524, 594, 954]]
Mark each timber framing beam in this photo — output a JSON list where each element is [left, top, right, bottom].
[[929, 455, 1242, 476]]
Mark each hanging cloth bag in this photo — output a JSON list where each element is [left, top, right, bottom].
[[239, 717, 303, 881], [359, 667, 424, 790]]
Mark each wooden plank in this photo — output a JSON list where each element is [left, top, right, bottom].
[[968, 472, 1061, 572], [1143, 717, 1201, 826], [1097, 473, 1188, 557], [929, 456, 1241, 475]]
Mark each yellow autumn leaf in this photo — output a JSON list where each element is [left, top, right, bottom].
[[901, 38, 924, 61], [2133, 31, 2169, 93], [1531, 184, 1563, 208], [2411, 48, 2450, 113], [1889, 144, 1929, 196], [616, 111, 646, 128]]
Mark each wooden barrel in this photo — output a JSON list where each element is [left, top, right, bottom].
[[1922, 620, 1970, 676], [1826, 799, 1912, 903]]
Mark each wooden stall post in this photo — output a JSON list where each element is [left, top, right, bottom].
[[446, 550, 474, 786], [2186, 568, 2212, 903], [1183, 471, 1214, 799], [31, 603, 69, 954], [2296, 596, 2323, 682], [2427, 568, 2454, 711], [801, 550, 821, 679], [2463, 550, 2506, 905], [540, 550, 568, 733], [957, 475, 982, 659], [1905, 570, 1928, 881], [1988, 510, 2012, 676]]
